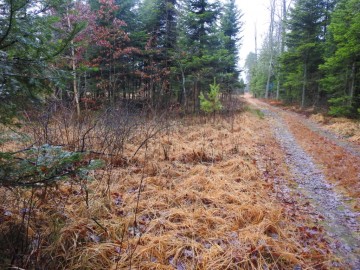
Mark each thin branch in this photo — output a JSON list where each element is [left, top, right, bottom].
[[0, 0, 15, 46], [131, 123, 173, 159]]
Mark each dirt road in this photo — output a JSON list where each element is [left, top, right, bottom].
[[245, 95, 360, 269]]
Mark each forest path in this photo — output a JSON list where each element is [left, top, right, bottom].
[[244, 94, 360, 269]]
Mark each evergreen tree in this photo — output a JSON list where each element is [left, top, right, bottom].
[[219, 0, 243, 93], [177, 0, 220, 109], [183, 0, 219, 57], [115, 0, 146, 100], [0, 0, 82, 124], [138, 0, 178, 107], [0, 1, 104, 190], [199, 78, 222, 118], [281, 0, 336, 107], [320, 0, 360, 116], [116, 0, 140, 34], [85, 0, 135, 103]]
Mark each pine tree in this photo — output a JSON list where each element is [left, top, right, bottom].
[[0, 1, 104, 189], [177, 0, 220, 110], [199, 78, 222, 119], [0, 0, 83, 124], [281, 0, 336, 107], [183, 0, 219, 56], [138, 0, 178, 107], [219, 0, 243, 93], [320, 0, 360, 116], [85, 0, 133, 104]]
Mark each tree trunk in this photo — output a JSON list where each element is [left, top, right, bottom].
[[265, 0, 275, 99], [193, 77, 201, 112], [301, 63, 307, 109], [265, 52, 273, 99], [181, 67, 187, 109], [276, 0, 287, 100], [281, 0, 286, 54], [349, 61, 356, 106], [66, 7, 80, 117]]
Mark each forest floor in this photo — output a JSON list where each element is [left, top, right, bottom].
[[245, 94, 360, 269], [1, 96, 359, 269]]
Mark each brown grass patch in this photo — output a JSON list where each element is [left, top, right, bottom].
[[0, 110, 334, 269], [310, 114, 360, 144], [326, 119, 360, 144]]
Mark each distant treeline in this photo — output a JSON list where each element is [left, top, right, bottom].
[[246, 0, 359, 117]]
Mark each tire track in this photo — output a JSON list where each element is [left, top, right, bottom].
[[246, 96, 360, 269]]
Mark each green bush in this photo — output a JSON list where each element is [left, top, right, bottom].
[[328, 96, 353, 117], [199, 78, 223, 114], [0, 144, 104, 188]]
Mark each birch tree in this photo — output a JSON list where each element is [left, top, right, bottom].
[[265, 0, 276, 99]]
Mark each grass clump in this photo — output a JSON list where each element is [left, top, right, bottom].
[[245, 106, 265, 119]]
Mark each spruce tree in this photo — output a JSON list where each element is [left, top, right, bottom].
[[0, 0, 82, 124], [138, 0, 178, 107], [220, 0, 243, 93], [177, 0, 220, 109], [281, 0, 336, 107], [320, 0, 360, 116]]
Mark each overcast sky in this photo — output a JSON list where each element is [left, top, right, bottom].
[[235, 0, 270, 70]]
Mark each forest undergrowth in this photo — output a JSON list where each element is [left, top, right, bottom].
[[0, 102, 339, 269]]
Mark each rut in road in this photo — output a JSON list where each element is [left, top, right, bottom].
[[252, 101, 360, 269], [284, 110, 360, 159]]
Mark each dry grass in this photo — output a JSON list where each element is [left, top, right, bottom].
[[309, 114, 360, 144], [0, 110, 334, 269], [309, 114, 327, 124]]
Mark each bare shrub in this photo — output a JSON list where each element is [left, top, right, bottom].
[[0, 99, 174, 269]]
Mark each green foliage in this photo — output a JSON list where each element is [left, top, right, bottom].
[[279, 0, 335, 106], [249, 50, 270, 98], [245, 106, 265, 119], [0, 0, 83, 125], [184, 0, 220, 53], [176, 0, 220, 87], [173, 0, 242, 103], [320, 0, 360, 117], [255, 0, 359, 118], [0, 0, 243, 118], [199, 79, 223, 114], [328, 96, 353, 117], [0, 144, 104, 188], [219, 0, 242, 87]]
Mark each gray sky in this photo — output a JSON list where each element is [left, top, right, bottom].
[[236, 0, 270, 69]]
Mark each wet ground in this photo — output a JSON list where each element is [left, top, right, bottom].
[[246, 96, 360, 269], [284, 110, 360, 159]]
